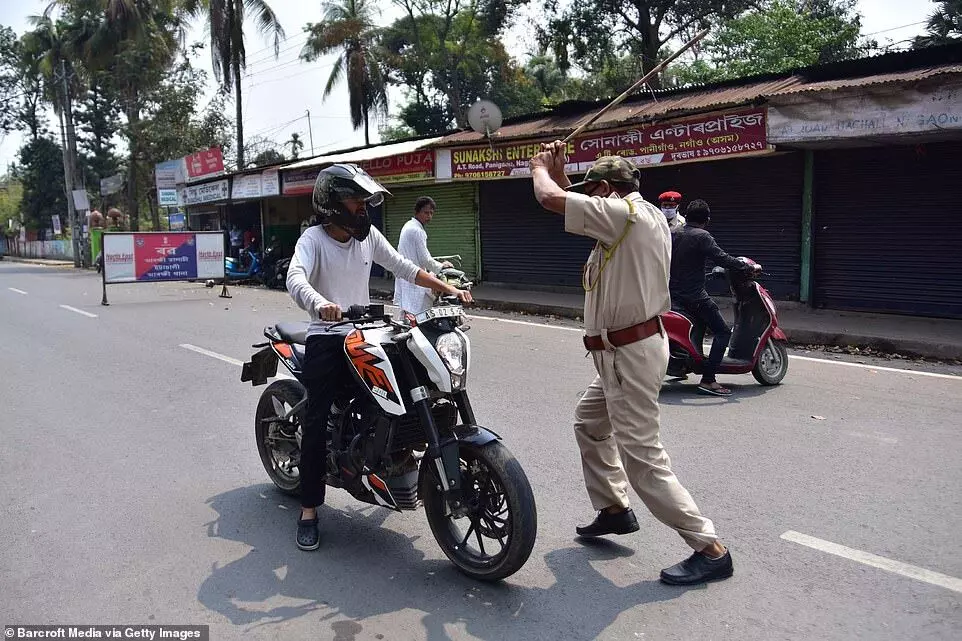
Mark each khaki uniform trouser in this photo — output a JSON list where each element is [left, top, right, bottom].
[[575, 332, 718, 550]]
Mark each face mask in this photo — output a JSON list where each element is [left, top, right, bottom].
[[661, 206, 678, 220]]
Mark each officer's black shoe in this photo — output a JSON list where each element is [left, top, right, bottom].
[[576, 508, 640, 537], [296, 516, 320, 551], [659, 550, 734, 585]]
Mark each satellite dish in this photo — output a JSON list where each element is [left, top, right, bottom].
[[467, 100, 503, 137]]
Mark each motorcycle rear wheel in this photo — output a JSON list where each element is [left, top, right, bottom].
[[255, 379, 306, 495], [421, 441, 537, 582]]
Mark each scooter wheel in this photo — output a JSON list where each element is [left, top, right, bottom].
[[753, 340, 789, 385]]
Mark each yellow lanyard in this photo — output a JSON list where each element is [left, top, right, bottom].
[[582, 198, 635, 292]]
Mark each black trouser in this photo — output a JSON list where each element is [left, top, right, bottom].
[[300, 333, 350, 509], [682, 297, 732, 384]]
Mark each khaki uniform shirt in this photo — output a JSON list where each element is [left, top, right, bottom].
[[564, 191, 671, 334], [667, 212, 686, 232]]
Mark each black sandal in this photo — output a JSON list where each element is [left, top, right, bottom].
[[296, 516, 320, 551]]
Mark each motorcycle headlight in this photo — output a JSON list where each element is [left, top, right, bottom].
[[435, 332, 465, 378]]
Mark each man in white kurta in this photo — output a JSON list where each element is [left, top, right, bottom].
[[394, 196, 452, 315]]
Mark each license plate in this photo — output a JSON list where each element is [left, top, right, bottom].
[[416, 305, 463, 323]]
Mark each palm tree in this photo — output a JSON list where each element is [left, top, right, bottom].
[[285, 132, 304, 159], [184, 0, 285, 170], [22, 12, 85, 262], [915, 0, 962, 48], [525, 54, 567, 101], [301, 0, 387, 146]]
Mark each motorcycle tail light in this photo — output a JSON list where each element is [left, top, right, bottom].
[[273, 342, 293, 359]]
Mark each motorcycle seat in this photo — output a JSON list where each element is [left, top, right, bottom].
[[275, 322, 310, 345]]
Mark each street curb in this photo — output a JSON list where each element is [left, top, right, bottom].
[[371, 286, 959, 361], [0, 256, 76, 267]]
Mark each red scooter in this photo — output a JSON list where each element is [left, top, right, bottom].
[[662, 258, 789, 386]]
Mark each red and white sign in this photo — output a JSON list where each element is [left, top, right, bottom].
[[102, 232, 225, 284], [185, 147, 225, 182], [359, 151, 434, 183], [449, 108, 768, 179], [282, 168, 320, 196]]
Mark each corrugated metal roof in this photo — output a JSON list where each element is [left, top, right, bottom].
[[280, 137, 443, 171], [770, 65, 962, 95], [432, 63, 962, 148]]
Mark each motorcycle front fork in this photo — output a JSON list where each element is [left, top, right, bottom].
[[398, 355, 473, 516]]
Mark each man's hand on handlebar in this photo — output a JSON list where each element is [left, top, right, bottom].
[[440, 261, 454, 269], [317, 302, 342, 322], [448, 288, 473, 304]]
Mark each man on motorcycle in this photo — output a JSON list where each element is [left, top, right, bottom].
[[670, 199, 757, 396], [529, 144, 734, 587], [286, 163, 472, 551], [394, 196, 453, 316]]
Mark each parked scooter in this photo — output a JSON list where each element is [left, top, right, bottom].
[[260, 241, 289, 290], [225, 247, 263, 282], [662, 257, 789, 386]]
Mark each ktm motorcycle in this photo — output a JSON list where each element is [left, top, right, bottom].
[[241, 300, 537, 581]]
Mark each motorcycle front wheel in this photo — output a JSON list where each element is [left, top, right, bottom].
[[421, 441, 537, 582], [255, 379, 306, 495]]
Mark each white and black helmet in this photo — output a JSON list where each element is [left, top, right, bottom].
[[311, 163, 390, 241]]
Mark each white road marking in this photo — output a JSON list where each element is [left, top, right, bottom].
[[8, 287, 28, 295], [179, 344, 244, 366], [178, 343, 295, 379], [59, 305, 97, 318], [467, 314, 582, 333], [462, 316, 959, 380], [788, 354, 961, 381], [781, 530, 962, 593]]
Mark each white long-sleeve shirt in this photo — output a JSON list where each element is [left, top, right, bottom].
[[287, 225, 421, 336], [394, 218, 443, 314]]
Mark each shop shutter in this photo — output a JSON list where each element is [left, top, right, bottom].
[[479, 178, 595, 287], [813, 142, 962, 318], [640, 152, 804, 300], [384, 183, 479, 279]]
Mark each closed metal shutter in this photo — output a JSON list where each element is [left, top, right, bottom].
[[479, 179, 595, 287], [814, 142, 962, 318], [384, 183, 479, 279], [640, 152, 804, 299]]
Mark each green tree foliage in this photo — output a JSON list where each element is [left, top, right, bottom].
[[301, 0, 387, 145], [382, 0, 541, 135], [540, 0, 753, 90], [250, 147, 286, 166], [0, 174, 24, 233], [0, 26, 22, 134], [915, 0, 962, 48], [286, 132, 305, 159], [667, 0, 873, 84], [183, 0, 285, 169], [16, 137, 68, 231], [74, 70, 121, 188]]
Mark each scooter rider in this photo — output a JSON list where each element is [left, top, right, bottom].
[[669, 199, 758, 396], [286, 163, 473, 551]]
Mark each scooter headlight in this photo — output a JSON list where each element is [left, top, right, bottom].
[[435, 332, 466, 382]]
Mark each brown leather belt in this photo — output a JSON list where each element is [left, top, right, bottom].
[[583, 317, 662, 351]]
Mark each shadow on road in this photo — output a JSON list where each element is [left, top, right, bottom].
[[198, 484, 690, 640], [659, 378, 783, 406]]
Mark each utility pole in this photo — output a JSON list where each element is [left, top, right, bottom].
[[60, 59, 81, 268], [305, 110, 314, 156]]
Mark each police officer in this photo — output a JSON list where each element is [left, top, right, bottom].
[[658, 190, 686, 231], [529, 143, 734, 586]]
